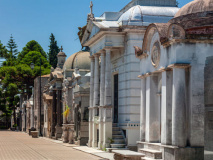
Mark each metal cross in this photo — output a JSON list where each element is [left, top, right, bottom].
[[90, 1, 93, 15], [60, 46, 63, 52]]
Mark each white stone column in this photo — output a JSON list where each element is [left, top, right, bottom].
[[100, 52, 106, 106], [98, 106, 103, 149], [98, 51, 105, 149], [93, 54, 100, 107], [103, 49, 112, 148], [92, 54, 100, 147], [90, 57, 95, 108], [172, 66, 187, 147], [161, 70, 173, 145], [140, 78, 146, 142], [88, 108, 93, 147], [88, 56, 95, 147], [104, 49, 112, 106]]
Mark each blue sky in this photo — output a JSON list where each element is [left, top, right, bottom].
[[0, 0, 192, 58]]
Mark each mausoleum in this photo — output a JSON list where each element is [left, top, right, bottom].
[[81, 0, 179, 150], [136, 0, 213, 159]]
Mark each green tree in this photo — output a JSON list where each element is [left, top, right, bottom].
[[7, 34, 18, 59], [0, 41, 7, 58], [18, 40, 47, 61], [20, 51, 51, 76], [0, 39, 50, 125], [48, 33, 59, 68]]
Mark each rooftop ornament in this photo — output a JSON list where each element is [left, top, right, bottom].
[[87, 1, 95, 21], [60, 46, 63, 52]]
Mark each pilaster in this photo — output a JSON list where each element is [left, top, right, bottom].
[[140, 78, 146, 142], [161, 70, 173, 145], [171, 65, 188, 147], [104, 49, 112, 106]]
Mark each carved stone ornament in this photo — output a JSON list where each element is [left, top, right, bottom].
[[151, 41, 161, 68]]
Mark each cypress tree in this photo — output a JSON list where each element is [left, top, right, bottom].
[[48, 33, 59, 68]]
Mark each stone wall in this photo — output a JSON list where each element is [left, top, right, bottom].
[[204, 56, 213, 152]]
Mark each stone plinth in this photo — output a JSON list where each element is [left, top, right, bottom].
[[62, 124, 75, 144], [137, 141, 204, 160], [31, 131, 39, 138], [112, 150, 144, 160]]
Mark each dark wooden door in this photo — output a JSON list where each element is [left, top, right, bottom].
[[114, 74, 119, 123]]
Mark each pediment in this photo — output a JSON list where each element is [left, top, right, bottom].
[[81, 20, 101, 46]]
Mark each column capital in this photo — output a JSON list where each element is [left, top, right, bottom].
[[100, 49, 106, 54], [100, 52, 106, 56], [94, 53, 100, 58], [168, 63, 190, 69], [105, 48, 111, 54], [138, 73, 152, 79], [89, 56, 95, 60]]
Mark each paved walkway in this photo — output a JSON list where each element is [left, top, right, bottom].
[[0, 130, 102, 160]]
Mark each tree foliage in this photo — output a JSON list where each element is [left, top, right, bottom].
[[48, 33, 59, 68], [0, 37, 51, 126], [0, 41, 7, 58], [18, 40, 47, 61], [7, 34, 18, 59]]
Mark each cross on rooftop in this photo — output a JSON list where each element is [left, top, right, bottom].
[[90, 1, 93, 15], [60, 46, 63, 52]]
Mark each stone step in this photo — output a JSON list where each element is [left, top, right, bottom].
[[145, 143, 161, 151], [139, 148, 162, 159], [112, 127, 120, 131], [106, 147, 128, 153], [113, 123, 118, 127], [142, 157, 163, 160], [110, 143, 126, 148], [112, 135, 123, 139], [137, 142, 161, 151], [112, 130, 122, 135], [112, 139, 125, 144]]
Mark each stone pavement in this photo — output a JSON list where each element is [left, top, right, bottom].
[[73, 147, 114, 160], [0, 130, 103, 160]]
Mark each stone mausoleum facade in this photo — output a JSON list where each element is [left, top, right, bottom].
[[81, 0, 179, 150], [42, 47, 91, 146], [62, 50, 91, 145], [136, 0, 213, 159]]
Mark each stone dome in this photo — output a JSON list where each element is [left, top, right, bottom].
[[57, 51, 66, 57], [118, 5, 179, 25], [63, 51, 90, 70], [175, 0, 213, 18]]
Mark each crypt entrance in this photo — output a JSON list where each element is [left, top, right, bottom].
[[113, 74, 119, 123]]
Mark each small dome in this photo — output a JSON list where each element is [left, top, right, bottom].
[[118, 5, 179, 25], [175, 0, 213, 18], [63, 51, 90, 70]]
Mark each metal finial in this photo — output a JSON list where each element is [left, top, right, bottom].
[[60, 46, 63, 52]]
